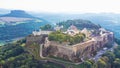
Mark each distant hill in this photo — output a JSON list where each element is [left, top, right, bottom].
[[0, 10, 49, 45], [57, 19, 101, 30], [0, 10, 49, 25], [0, 10, 35, 18], [0, 10, 45, 25]]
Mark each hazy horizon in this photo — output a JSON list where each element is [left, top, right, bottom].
[[0, 0, 120, 14]]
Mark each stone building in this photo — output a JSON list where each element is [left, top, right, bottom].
[[54, 25, 63, 31], [81, 28, 91, 38], [32, 29, 52, 36], [66, 25, 80, 36]]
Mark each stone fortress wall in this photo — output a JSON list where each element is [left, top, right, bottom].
[[26, 34, 48, 45], [33, 30, 52, 36], [43, 29, 114, 62], [44, 37, 75, 61], [26, 31, 52, 45]]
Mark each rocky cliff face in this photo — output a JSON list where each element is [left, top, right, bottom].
[[26, 35, 48, 45]]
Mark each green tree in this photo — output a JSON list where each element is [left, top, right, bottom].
[[97, 59, 107, 68], [84, 60, 93, 68], [103, 51, 115, 63], [113, 58, 120, 68], [40, 24, 52, 30]]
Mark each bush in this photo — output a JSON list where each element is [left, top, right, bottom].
[[48, 31, 85, 45]]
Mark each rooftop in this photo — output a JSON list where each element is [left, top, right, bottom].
[[68, 25, 78, 31]]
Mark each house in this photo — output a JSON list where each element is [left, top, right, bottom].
[[66, 25, 79, 36], [32, 29, 52, 36], [81, 28, 91, 37]]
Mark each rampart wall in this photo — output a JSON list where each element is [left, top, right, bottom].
[[43, 32, 114, 62]]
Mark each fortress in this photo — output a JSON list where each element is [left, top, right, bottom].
[[26, 25, 114, 62]]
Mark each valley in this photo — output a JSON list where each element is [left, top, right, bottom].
[[0, 10, 49, 45]]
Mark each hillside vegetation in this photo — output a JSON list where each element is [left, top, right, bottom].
[[57, 19, 101, 30], [0, 10, 49, 45], [1, 10, 35, 18], [0, 39, 63, 68]]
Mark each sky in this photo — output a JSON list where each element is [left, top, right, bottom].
[[0, 0, 120, 13]]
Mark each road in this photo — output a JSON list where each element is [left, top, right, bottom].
[[40, 44, 46, 58], [93, 42, 118, 62], [93, 49, 106, 62]]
